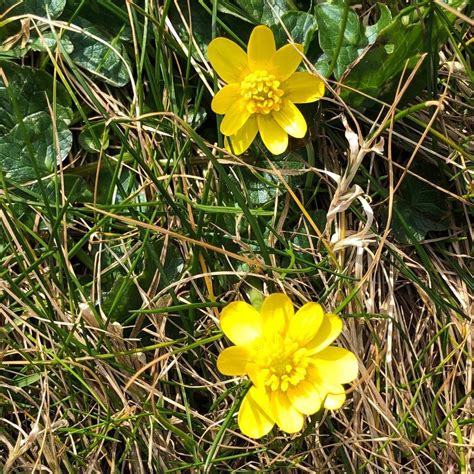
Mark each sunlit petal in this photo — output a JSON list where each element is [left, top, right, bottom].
[[257, 114, 288, 155], [208, 38, 249, 83], [288, 302, 324, 345], [321, 384, 346, 410], [238, 387, 275, 438], [270, 391, 304, 433], [260, 293, 294, 336], [216, 346, 249, 376], [225, 115, 258, 155], [271, 43, 304, 82], [311, 346, 359, 384], [282, 72, 325, 103], [288, 381, 322, 415], [306, 313, 343, 355], [248, 25, 276, 70], [212, 83, 241, 114], [220, 301, 262, 346], [272, 99, 307, 138], [247, 362, 269, 389], [220, 100, 251, 136]]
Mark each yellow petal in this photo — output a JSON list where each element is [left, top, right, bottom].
[[306, 313, 343, 355], [238, 387, 274, 438], [321, 384, 346, 410], [220, 100, 251, 136], [247, 25, 276, 70], [311, 346, 358, 384], [208, 38, 249, 83], [257, 114, 288, 155], [272, 99, 307, 138], [270, 391, 304, 434], [287, 380, 322, 415], [217, 346, 249, 376], [225, 115, 258, 155], [282, 72, 325, 104], [212, 83, 241, 114], [246, 362, 268, 389], [260, 293, 294, 336], [288, 302, 324, 345], [271, 43, 304, 82], [220, 301, 262, 346]]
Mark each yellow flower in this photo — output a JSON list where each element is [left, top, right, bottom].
[[208, 25, 325, 155], [217, 294, 358, 438]]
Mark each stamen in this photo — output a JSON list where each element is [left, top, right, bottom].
[[240, 70, 284, 115], [257, 341, 311, 392]]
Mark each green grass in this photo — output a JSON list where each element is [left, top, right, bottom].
[[0, 0, 472, 472]]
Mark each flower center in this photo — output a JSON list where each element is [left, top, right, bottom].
[[257, 339, 311, 392], [240, 70, 284, 115]]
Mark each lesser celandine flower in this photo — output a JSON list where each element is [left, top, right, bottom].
[[217, 294, 358, 438], [208, 25, 325, 155]]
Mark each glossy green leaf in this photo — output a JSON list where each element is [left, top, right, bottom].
[[314, 52, 331, 78], [3, 0, 66, 18], [7, 174, 91, 229], [392, 176, 449, 243], [101, 241, 184, 322], [29, 32, 74, 54], [247, 171, 280, 207], [61, 1, 131, 41], [169, 0, 213, 59], [68, 21, 131, 87], [79, 123, 110, 153], [365, 4, 392, 45], [237, 0, 291, 25], [340, 0, 468, 108], [93, 165, 145, 206], [0, 61, 72, 184], [272, 11, 318, 50], [339, 16, 424, 108], [315, 3, 366, 79]]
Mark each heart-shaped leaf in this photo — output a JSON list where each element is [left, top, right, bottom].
[[0, 61, 72, 184]]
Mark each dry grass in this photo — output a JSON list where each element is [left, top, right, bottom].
[[0, 0, 472, 472]]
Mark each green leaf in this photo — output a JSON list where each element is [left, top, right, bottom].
[[169, 1, 213, 59], [0, 114, 72, 182], [242, 153, 306, 208], [61, 1, 131, 41], [68, 21, 131, 87], [101, 240, 184, 322], [2, 0, 66, 18], [365, 3, 392, 45], [93, 164, 145, 206], [6, 174, 91, 230], [101, 274, 141, 322], [392, 176, 449, 244], [0, 61, 72, 184], [14, 372, 43, 388], [237, 0, 291, 25], [315, 2, 366, 79], [79, 122, 110, 153], [246, 171, 280, 207], [314, 52, 332, 77], [29, 32, 74, 54], [339, 17, 425, 108], [339, 1, 468, 108], [49, 174, 92, 203], [272, 11, 318, 50], [184, 106, 207, 129], [25, 0, 66, 17]]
